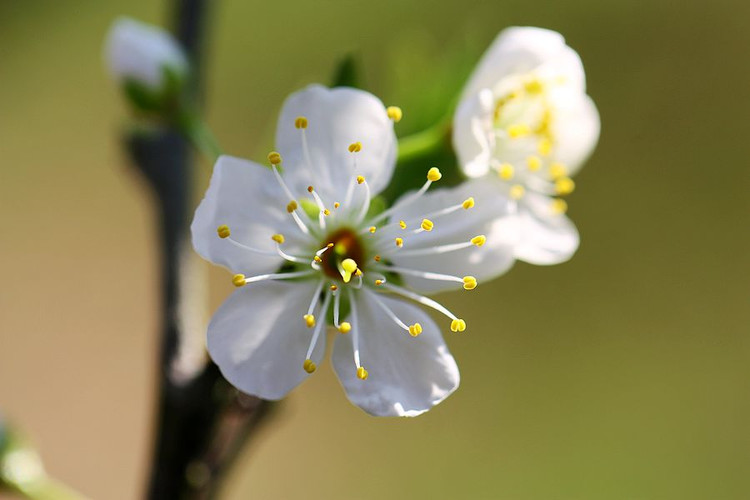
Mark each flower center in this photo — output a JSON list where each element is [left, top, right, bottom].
[[320, 228, 366, 280]]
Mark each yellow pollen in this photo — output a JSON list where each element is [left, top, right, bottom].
[[313, 256, 322, 263], [375, 279, 384, 286], [427, 167, 442, 182], [356, 176, 365, 184], [462, 197, 475, 209], [510, 184, 526, 200], [323, 209, 331, 216], [524, 79, 544, 94], [330, 284, 338, 291], [549, 163, 568, 180], [303, 314, 315, 328], [508, 123, 531, 138], [303, 359, 316, 373], [295, 116, 308, 129], [538, 137, 553, 156], [462, 276, 477, 290], [341, 258, 358, 283], [550, 198, 568, 214], [374, 255, 381, 262], [286, 201, 298, 213], [334, 202, 340, 209], [399, 220, 407, 229], [471, 235, 486, 247], [420, 219, 434, 232], [267, 151, 282, 165], [271, 234, 285, 244], [408, 323, 423, 337], [555, 177, 576, 195], [338, 322, 352, 334], [356, 366, 369, 380], [307, 185, 314, 193], [355, 268, 363, 277], [348, 142, 362, 153], [386, 106, 403, 122], [232, 274, 246, 287], [526, 155, 542, 171], [450, 319, 467, 332], [498, 163, 514, 180], [327, 243, 334, 248], [395, 237, 404, 248], [369, 226, 377, 234], [217, 225, 231, 239]]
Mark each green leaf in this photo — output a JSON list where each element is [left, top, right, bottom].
[[331, 53, 361, 88]]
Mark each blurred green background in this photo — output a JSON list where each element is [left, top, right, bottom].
[[1, 0, 749, 499]]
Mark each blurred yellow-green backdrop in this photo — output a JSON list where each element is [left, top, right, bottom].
[[1, 0, 749, 499]]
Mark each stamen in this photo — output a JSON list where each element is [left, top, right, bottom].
[[287, 201, 298, 213], [384, 236, 485, 257], [267, 151, 282, 165], [232, 274, 246, 287], [274, 242, 308, 264], [348, 142, 362, 153], [555, 177, 575, 195], [374, 265, 471, 288], [381, 283, 463, 327], [395, 237, 404, 248], [271, 234, 285, 244], [367, 167, 441, 225], [510, 185, 526, 200], [347, 288, 364, 372], [408, 323, 423, 337], [550, 198, 568, 214], [386, 106, 403, 122], [334, 202, 340, 209], [526, 155, 542, 172], [304, 290, 332, 365], [305, 280, 326, 326], [222, 237, 278, 257], [271, 164, 311, 236], [399, 220, 407, 230], [217, 225, 231, 239], [355, 179, 371, 224], [233, 270, 316, 286], [307, 186, 328, 229], [508, 123, 531, 138], [538, 137, 553, 156], [294, 116, 308, 129], [450, 319, 467, 332], [303, 359, 316, 373], [417, 219, 434, 232], [497, 163, 514, 180], [549, 162, 567, 180], [368, 290, 411, 333]]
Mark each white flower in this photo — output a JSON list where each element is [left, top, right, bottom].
[[453, 27, 600, 265], [191, 85, 518, 416], [104, 17, 188, 91]]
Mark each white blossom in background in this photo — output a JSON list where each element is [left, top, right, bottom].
[[104, 17, 188, 92], [453, 26, 600, 265], [191, 85, 518, 417]]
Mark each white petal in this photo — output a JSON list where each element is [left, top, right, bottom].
[[461, 26, 585, 100], [332, 290, 459, 417], [191, 155, 302, 275], [104, 17, 187, 89], [275, 85, 397, 201], [514, 191, 579, 265], [551, 94, 600, 176], [207, 280, 325, 400], [452, 89, 495, 178], [384, 178, 519, 294]]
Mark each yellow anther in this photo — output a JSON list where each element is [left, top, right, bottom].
[[295, 116, 308, 129], [327, 243, 334, 248], [373, 255, 381, 262], [462, 276, 477, 290], [524, 79, 544, 94], [338, 322, 352, 334], [498, 163, 514, 180], [508, 123, 531, 138], [510, 184, 526, 200], [323, 209, 331, 216], [356, 175, 365, 184], [334, 202, 340, 209], [526, 155, 542, 171], [267, 151, 282, 165], [386, 106, 403, 122], [303, 359, 316, 373], [408, 323, 423, 337], [303, 314, 316, 328], [549, 162, 568, 180], [420, 219, 434, 232], [286, 201, 298, 213], [395, 237, 404, 248], [348, 141, 362, 153], [399, 220, 407, 229], [232, 274, 246, 287], [555, 177, 576, 195], [375, 279, 384, 286], [538, 137, 553, 156], [369, 226, 377, 234], [471, 235, 486, 247], [427, 167, 442, 182], [341, 258, 358, 283], [550, 198, 568, 214], [330, 284, 338, 291], [357, 366, 369, 380], [217, 225, 231, 239], [307, 185, 314, 193], [271, 234, 285, 244], [355, 268, 363, 277], [450, 319, 467, 332], [313, 255, 322, 263], [462, 197, 475, 209]]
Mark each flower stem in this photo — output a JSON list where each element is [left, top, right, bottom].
[[178, 111, 223, 164]]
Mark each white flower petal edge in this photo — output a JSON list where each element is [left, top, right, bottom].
[[453, 26, 599, 266], [104, 17, 188, 90], [207, 280, 327, 400], [332, 289, 459, 417], [276, 85, 397, 202]]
